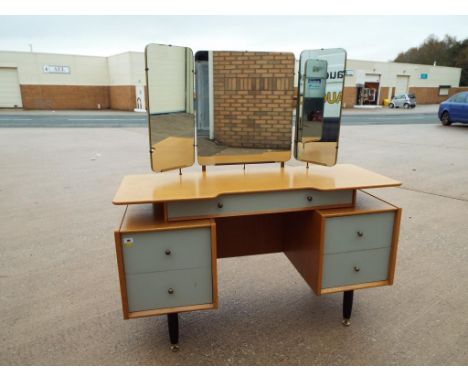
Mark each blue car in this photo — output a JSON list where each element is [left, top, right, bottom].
[[438, 91, 468, 126]]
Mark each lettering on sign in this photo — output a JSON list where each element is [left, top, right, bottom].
[[325, 91, 343, 104], [327, 71, 345, 80], [43, 65, 71, 74]]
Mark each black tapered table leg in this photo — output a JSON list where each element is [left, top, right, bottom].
[[167, 313, 179, 351], [342, 290, 354, 326]]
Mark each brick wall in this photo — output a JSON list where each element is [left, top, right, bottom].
[[20, 85, 110, 110], [408, 87, 441, 104], [409, 86, 468, 104], [342, 87, 356, 108], [20, 85, 141, 111], [212, 52, 295, 149], [378, 87, 391, 104], [110, 85, 136, 111], [343, 86, 391, 107], [343, 86, 468, 108], [449, 87, 468, 96]]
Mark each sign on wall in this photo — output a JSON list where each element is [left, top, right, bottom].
[[420, 73, 428, 79], [43, 65, 70, 74], [307, 78, 322, 89]]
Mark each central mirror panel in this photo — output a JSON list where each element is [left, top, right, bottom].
[[146, 44, 195, 172], [195, 51, 295, 166], [294, 48, 346, 166]]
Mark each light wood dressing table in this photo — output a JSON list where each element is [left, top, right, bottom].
[[113, 45, 403, 351], [113, 164, 402, 350]]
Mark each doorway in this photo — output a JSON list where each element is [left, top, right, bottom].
[[0, 68, 23, 108], [362, 82, 379, 105], [396, 75, 410, 95]]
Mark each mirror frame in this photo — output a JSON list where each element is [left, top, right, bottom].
[[294, 48, 347, 166], [145, 43, 195, 172]]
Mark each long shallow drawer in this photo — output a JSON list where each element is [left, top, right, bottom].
[[322, 247, 391, 289], [324, 211, 394, 254], [121, 227, 211, 274], [126, 267, 213, 312], [166, 189, 353, 220]]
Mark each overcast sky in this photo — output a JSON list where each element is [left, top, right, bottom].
[[0, 16, 467, 61]]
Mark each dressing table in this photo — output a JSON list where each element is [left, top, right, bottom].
[[113, 45, 402, 351]]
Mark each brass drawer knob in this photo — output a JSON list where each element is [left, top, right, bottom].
[[357, 231, 364, 237], [165, 249, 171, 256], [168, 288, 175, 295], [306, 195, 313, 202], [217, 202, 223, 208], [354, 266, 360, 272]]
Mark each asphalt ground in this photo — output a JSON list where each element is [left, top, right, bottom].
[[0, 112, 147, 127], [341, 113, 438, 125], [0, 115, 467, 365], [0, 105, 440, 127]]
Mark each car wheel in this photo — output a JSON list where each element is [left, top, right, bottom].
[[389, 103, 395, 109], [403, 103, 410, 109], [441, 111, 452, 126]]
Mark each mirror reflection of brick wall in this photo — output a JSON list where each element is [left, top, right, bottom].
[[213, 52, 295, 150]]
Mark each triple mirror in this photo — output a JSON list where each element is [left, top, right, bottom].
[[146, 44, 346, 172]]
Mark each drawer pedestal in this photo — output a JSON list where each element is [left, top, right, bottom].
[[114, 186, 401, 347], [115, 204, 217, 319], [284, 190, 401, 296]]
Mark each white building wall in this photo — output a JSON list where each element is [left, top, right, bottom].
[[129, 52, 145, 86], [1, 51, 461, 90], [107, 52, 145, 86], [0, 51, 109, 85], [107, 52, 132, 85], [344, 59, 461, 88]]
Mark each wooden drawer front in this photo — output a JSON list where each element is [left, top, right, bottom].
[[322, 248, 391, 289], [126, 268, 213, 312], [121, 227, 211, 274], [167, 189, 353, 220], [324, 212, 394, 254]]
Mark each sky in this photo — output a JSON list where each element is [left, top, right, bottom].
[[0, 16, 467, 61]]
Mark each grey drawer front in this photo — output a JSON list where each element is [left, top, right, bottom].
[[322, 247, 391, 289], [167, 189, 353, 219], [126, 267, 213, 312], [324, 212, 394, 254], [121, 227, 211, 274]]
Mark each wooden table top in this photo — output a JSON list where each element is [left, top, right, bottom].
[[113, 164, 402, 205]]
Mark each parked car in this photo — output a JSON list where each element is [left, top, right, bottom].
[[438, 91, 468, 126], [389, 94, 416, 109]]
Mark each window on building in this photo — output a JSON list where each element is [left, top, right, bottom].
[[439, 85, 451, 96]]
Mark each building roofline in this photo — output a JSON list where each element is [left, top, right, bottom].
[[0, 49, 109, 58], [0, 49, 146, 59], [0, 50, 462, 71], [347, 58, 462, 70], [108, 51, 143, 57]]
